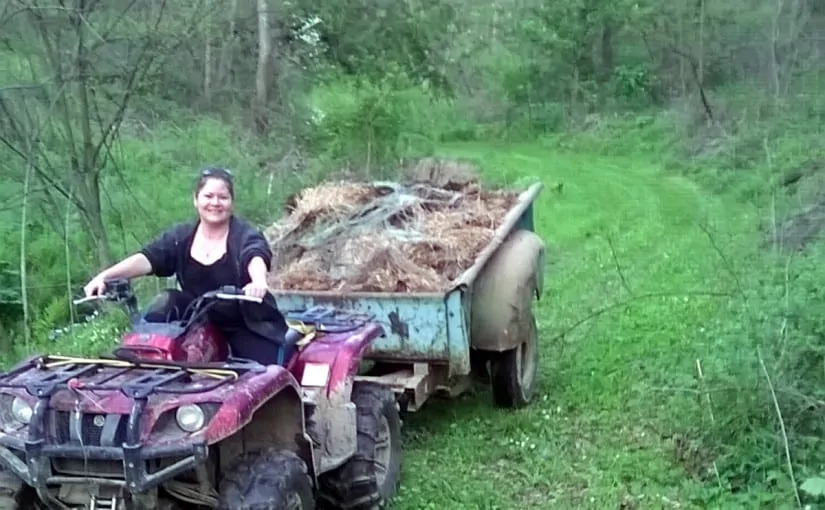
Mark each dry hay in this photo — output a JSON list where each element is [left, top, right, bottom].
[[265, 161, 520, 292]]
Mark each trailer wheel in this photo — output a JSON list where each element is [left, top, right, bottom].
[[490, 312, 539, 408], [217, 448, 314, 510], [318, 382, 402, 510]]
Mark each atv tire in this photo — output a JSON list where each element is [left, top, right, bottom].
[[319, 382, 402, 510], [217, 448, 314, 510], [0, 470, 32, 510]]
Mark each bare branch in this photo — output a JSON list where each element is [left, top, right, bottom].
[[667, 44, 716, 123], [0, 0, 216, 265], [757, 346, 802, 508], [550, 290, 733, 343]]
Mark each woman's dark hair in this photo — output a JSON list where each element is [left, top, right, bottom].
[[195, 167, 235, 198]]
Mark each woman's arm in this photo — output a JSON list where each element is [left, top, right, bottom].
[[239, 220, 273, 278], [237, 219, 273, 297], [247, 256, 269, 284], [96, 253, 154, 281], [84, 223, 190, 297], [139, 223, 190, 278], [85, 253, 154, 297]]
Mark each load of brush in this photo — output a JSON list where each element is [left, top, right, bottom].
[[264, 158, 520, 292]]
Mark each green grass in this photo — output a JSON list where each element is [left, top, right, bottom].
[[389, 142, 769, 509], [0, 124, 799, 507]]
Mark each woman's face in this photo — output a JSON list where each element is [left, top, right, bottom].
[[194, 177, 233, 225]]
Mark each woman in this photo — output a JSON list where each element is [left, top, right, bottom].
[[83, 167, 289, 365]]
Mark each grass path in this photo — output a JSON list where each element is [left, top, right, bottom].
[[389, 142, 762, 509]]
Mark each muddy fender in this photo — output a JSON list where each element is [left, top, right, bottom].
[[470, 229, 545, 352]]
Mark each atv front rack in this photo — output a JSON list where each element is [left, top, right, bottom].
[[0, 355, 268, 509], [0, 354, 265, 400]]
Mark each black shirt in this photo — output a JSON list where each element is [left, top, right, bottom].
[[180, 252, 242, 329], [139, 216, 288, 343]]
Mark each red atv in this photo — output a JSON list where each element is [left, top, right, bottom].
[[0, 279, 403, 510]]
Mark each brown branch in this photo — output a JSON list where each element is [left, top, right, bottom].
[[550, 290, 733, 342], [696, 221, 748, 302], [550, 218, 748, 344], [91, 0, 170, 168], [667, 44, 716, 123], [603, 232, 633, 295]]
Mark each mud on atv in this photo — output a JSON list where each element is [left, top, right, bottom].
[[0, 279, 402, 510]]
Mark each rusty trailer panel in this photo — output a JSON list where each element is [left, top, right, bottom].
[[273, 289, 471, 377]]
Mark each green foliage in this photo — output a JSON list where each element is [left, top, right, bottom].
[[0, 261, 22, 321], [300, 0, 459, 89], [30, 296, 75, 344], [801, 477, 825, 498], [32, 309, 128, 361], [528, 92, 825, 507], [0, 0, 825, 507], [306, 70, 467, 171]]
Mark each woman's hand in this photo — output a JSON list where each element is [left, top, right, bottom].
[[83, 274, 107, 297], [243, 280, 269, 299]]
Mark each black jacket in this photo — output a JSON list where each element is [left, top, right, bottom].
[[139, 215, 288, 344]]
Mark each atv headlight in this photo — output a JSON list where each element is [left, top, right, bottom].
[[175, 404, 205, 433], [11, 397, 32, 424]]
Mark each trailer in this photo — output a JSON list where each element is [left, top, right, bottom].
[[272, 181, 546, 412]]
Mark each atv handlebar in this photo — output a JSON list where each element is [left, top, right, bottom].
[[73, 280, 265, 331], [73, 282, 264, 306], [206, 286, 264, 304], [73, 278, 134, 306], [72, 294, 107, 305]]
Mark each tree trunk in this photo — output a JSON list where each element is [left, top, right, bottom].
[[255, 0, 271, 134]]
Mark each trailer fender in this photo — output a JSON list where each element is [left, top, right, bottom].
[[470, 229, 545, 352]]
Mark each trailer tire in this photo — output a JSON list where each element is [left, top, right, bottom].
[[490, 311, 539, 408], [217, 448, 314, 510], [318, 382, 402, 510]]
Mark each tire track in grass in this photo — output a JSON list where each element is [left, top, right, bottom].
[[390, 143, 758, 509]]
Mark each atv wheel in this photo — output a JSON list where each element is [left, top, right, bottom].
[[319, 383, 402, 510], [490, 311, 539, 408], [217, 448, 314, 510], [0, 470, 33, 510]]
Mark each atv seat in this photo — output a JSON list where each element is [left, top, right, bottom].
[[284, 327, 305, 346], [276, 329, 302, 365], [229, 324, 316, 366], [275, 322, 317, 365]]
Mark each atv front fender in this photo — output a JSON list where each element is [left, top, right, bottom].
[[198, 364, 304, 445]]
